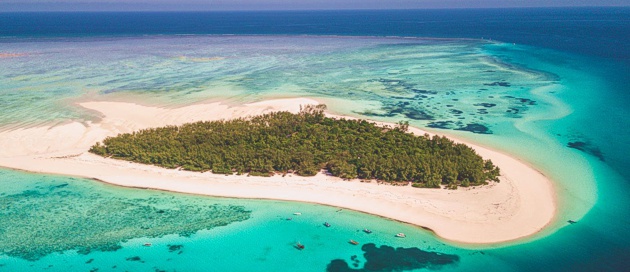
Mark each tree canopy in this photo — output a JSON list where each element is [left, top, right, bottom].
[[90, 104, 500, 189]]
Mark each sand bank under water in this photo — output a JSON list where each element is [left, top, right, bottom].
[[0, 98, 555, 244]]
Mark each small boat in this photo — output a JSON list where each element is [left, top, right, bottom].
[[568, 220, 577, 224], [143, 243, 152, 247], [396, 233, 406, 238], [293, 212, 302, 215], [363, 229, 372, 234], [286, 217, 293, 221], [296, 242, 305, 250], [349, 240, 359, 245], [324, 222, 331, 227]]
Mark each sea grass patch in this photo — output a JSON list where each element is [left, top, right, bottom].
[[0, 177, 250, 261]]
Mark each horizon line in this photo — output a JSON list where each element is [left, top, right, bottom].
[[1, 5, 628, 13]]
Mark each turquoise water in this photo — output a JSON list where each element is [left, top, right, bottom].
[[1, 35, 628, 271], [0, 169, 465, 271]]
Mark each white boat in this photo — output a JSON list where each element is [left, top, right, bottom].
[[293, 212, 302, 215], [396, 233, 406, 238]]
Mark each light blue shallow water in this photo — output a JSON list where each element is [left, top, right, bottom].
[[0, 35, 628, 271], [0, 169, 466, 272]]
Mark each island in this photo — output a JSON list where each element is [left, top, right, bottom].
[[0, 98, 555, 244], [90, 104, 500, 189]]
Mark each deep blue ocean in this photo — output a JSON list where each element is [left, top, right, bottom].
[[1, 8, 629, 60], [0, 8, 629, 271]]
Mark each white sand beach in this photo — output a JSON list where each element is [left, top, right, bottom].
[[0, 98, 555, 244]]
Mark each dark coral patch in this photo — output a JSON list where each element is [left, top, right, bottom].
[[356, 102, 434, 121], [367, 78, 428, 95], [515, 98, 536, 105], [411, 89, 438, 95], [474, 103, 496, 108], [426, 121, 454, 130], [326, 243, 459, 272], [52, 183, 69, 189], [567, 141, 605, 161], [484, 81, 511, 87], [167, 244, 184, 253], [503, 96, 536, 105], [389, 96, 412, 100], [427, 121, 492, 134], [403, 110, 433, 120], [126, 256, 143, 262], [455, 124, 492, 134], [358, 111, 398, 118]]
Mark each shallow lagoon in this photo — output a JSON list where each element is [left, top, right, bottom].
[[0, 35, 628, 271]]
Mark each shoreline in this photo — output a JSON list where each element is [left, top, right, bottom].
[[0, 97, 556, 244]]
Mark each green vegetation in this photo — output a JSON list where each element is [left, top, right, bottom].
[[90, 105, 500, 188]]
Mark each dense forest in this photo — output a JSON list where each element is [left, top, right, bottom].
[[90, 105, 500, 189]]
